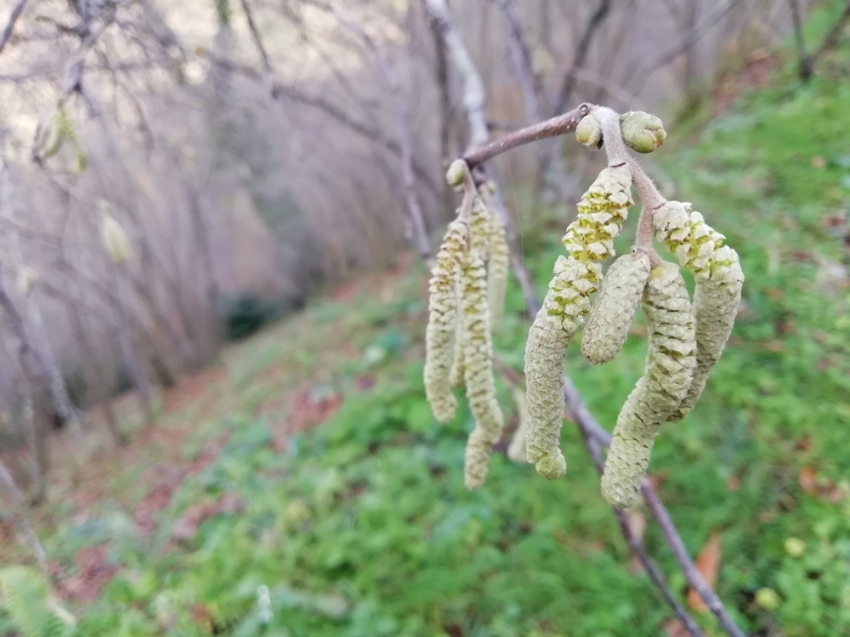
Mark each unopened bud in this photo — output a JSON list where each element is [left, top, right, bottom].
[[621, 111, 666, 154], [446, 159, 468, 187], [575, 115, 602, 149]]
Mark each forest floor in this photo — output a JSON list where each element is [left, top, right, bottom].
[[3, 20, 850, 637]]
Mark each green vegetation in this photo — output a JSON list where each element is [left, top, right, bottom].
[[3, 23, 850, 637]]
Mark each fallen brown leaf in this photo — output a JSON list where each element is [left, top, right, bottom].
[[798, 466, 818, 494], [687, 530, 722, 612], [662, 618, 690, 637]]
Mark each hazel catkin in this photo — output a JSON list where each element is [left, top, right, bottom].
[[582, 252, 652, 364], [100, 215, 132, 264], [460, 248, 504, 490], [424, 219, 467, 423], [524, 166, 633, 479], [487, 213, 509, 332], [652, 201, 744, 420], [601, 261, 696, 509]]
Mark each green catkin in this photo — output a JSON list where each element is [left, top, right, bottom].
[[101, 215, 133, 264], [460, 248, 504, 490], [424, 219, 467, 423], [601, 262, 696, 509], [487, 213, 509, 332], [449, 194, 493, 389], [652, 201, 745, 420], [582, 252, 652, 364], [449, 322, 465, 388], [525, 166, 634, 479]]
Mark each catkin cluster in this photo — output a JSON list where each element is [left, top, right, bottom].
[[524, 166, 633, 478], [424, 169, 511, 490], [519, 107, 743, 509], [426, 108, 744, 506]]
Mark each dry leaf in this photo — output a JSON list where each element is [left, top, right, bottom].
[[798, 466, 818, 494], [726, 475, 741, 491], [687, 530, 722, 612], [663, 618, 690, 637]]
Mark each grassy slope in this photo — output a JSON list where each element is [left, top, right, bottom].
[[4, 14, 850, 637]]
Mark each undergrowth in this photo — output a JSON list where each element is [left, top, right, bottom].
[[3, 12, 850, 637]]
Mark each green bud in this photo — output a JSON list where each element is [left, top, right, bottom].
[[446, 159, 467, 187], [575, 115, 602, 149], [621, 111, 667, 154]]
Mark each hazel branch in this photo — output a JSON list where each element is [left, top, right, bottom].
[[462, 103, 592, 169]]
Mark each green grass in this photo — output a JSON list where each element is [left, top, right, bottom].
[[4, 10, 850, 637]]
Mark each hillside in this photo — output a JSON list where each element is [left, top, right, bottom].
[[3, 19, 850, 637]]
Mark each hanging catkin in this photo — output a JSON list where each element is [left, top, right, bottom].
[[582, 252, 652, 364], [652, 201, 744, 420], [449, 324, 465, 388], [601, 261, 696, 509], [100, 215, 132, 264], [487, 213, 509, 332], [460, 248, 504, 490], [424, 219, 467, 423], [525, 166, 633, 479]]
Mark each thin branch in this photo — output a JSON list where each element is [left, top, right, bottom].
[[462, 104, 590, 170], [787, 0, 812, 80], [239, 0, 272, 73], [578, 424, 707, 637], [809, 0, 850, 70], [323, 3, 432, 262], [422, 0, 489, 151], [551, 0, 611, 116], [0, 0, 31, 55]]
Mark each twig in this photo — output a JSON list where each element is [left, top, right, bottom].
[[578, 425, 707, 637], [787, 0, 812, 80], [642, 485, 746, 637], [322, 3, 432, 262], [0, 0, 30, 55], [462, 104, 590, 170], [551, 0, 612, 116], [809, 0, 850, 72]]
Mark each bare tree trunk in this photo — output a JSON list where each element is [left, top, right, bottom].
[[108, 263, 156, 427], [0, 159, 83, 439], [430, 7, 454, 215]]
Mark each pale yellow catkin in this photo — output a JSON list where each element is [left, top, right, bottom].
[[652, 201, 744, 420], [525, 166, 634, 479], [460, 248, 504, 490], [487, 213, 509, 332], [449, 195, 492, 390], [449, 323, 465, 388], [601, 262, 696, 509], [582, 252, 652, 364], [100, 215, 132, 264], [424, 219, 467, 423]]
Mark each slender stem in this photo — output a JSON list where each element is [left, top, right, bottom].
[[628, 158, 666, 261], [462, 104, 592, 169], [594, 106, 629, 167], [578, 425, 706, 637], [642, 484, 747, 637]]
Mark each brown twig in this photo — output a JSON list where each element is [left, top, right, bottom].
[[0, 0, 30, 55], [462, 104, 591, 170]]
